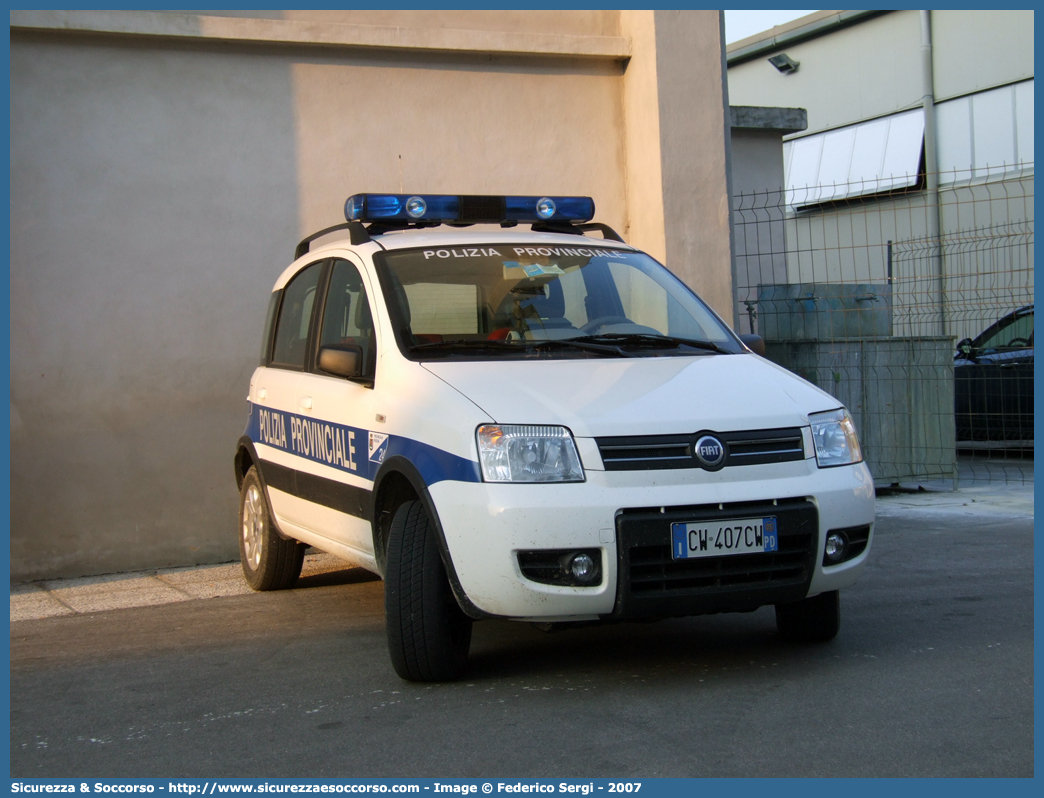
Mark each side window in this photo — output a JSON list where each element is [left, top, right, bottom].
[[271, 262, 323, 369], [318, 259, 377, 379], [979, 312, 1034, 350], [259, 291, 281, 365]]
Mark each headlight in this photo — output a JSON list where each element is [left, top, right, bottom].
[[476, 425, 585, 483], [809, 408, 863, 467]]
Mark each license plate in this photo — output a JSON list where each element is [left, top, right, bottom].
[[670, 516, 778, 560]]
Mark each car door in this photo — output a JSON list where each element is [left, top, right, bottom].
[[252, 259, 325, 527], [292, 255, 381, 559]]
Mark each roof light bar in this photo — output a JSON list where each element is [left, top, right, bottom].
[[343, 193, 595, 225]]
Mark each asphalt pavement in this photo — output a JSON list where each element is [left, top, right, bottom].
[[9, 457, 1035, 777]]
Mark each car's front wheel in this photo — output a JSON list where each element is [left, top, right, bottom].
[[775, 590, 840, 642], [384, 500, 472, 681], [238, 466, 305, 591]]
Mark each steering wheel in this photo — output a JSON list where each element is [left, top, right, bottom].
[[1007, 337, 1031, 347], [581, 316, 632, 334]]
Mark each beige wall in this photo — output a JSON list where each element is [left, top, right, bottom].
[[727, 11, 922, 136], [10, 10, 734, 580], [290, 55, 627, 241], [932, 10, 1034, 102], [203, 10, 622, 37], [655, 10, 735, 324], [727, 10, 1035, 136]]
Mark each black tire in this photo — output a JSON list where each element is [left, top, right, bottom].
[[775, 590, 840, 642], [238, 466, 305, 591], [384, 500, 472, 681]]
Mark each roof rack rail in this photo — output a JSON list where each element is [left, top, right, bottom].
[[295, 218, 627, 259], [295, 221, 370, 259], [531, 221, 624, 242]]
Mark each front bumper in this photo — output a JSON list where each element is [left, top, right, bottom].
[[429, 458, 875, 620]]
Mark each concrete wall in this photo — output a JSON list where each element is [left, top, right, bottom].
[[9, 10, 735, 580], [728, 107, 808, 335]]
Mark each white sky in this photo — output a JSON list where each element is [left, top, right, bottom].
[[723, 10, 819, 44]]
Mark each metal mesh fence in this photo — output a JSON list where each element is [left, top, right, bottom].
[[732, 165, 1033, 486]]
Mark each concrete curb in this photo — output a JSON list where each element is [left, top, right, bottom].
[[10, 552, 350, 623]]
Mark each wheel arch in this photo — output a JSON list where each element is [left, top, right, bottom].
[[234, 435, 260, 490], [372, 455, 493, 620], [234, 436, 296, 543]]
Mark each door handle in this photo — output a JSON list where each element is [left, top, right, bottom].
[[299, 397, 313, 410]]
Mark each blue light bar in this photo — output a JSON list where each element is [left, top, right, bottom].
[[344, 193, 595, 225]]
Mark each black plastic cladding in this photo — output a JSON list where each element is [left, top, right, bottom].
[[610, 498, 818, 620], [518, 549, 603, 587], [459, 195, 506, 223]]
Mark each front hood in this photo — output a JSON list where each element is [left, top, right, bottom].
[[423, 354, 840, 437]]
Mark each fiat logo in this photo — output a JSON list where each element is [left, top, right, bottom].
[[693, 434, 726, 470]]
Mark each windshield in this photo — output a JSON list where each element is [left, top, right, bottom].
[[375, 243, 744, 359]]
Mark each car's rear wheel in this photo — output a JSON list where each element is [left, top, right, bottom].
[[775, 590, 840, 642], [238, 466, 305, 591], [385, 500, 472, 681]]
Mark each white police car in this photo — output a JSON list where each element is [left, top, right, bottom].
[[234, 193, 875, 681]]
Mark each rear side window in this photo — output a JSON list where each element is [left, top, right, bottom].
[[259, 292, 281, 365], [271, 262, 323, 369]]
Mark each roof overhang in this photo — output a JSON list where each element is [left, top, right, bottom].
[[727, 10, 892, 68]]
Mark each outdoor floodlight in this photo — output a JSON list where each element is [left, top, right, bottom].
[[768, 53, 800, 74]]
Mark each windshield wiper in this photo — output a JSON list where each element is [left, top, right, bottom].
[[519, 338, 634, 357], [569, 333, 733, 355], [409, 338, 629, 357], [410, 339, 519, 353]]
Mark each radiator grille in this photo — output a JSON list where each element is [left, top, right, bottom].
[[597, 427, 805, 471]]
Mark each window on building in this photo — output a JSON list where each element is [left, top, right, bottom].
[[783, 108, 925, 210], [936, 79, 1033, 181]]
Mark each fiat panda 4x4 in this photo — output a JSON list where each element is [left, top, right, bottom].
[[234, 193, 875, 681]]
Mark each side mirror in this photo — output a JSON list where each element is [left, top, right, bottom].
[[739, 334, 766, 357], [956, 338, 973, 356], [318, 345, 363, 379]]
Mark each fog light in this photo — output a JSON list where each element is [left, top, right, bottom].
[[824, 531, 849, 564], [569, 552, 597, 582]]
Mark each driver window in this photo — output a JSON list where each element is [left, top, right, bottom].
[[979, 313, 1033, 350], [271, 261, 322, 369], [319, 259, 377, 379]]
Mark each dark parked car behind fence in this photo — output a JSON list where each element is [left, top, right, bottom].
[[954, 305, 1034, 443]]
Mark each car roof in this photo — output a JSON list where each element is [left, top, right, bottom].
[[273, 228, 637, 290], [334, 227, 634, 253]]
